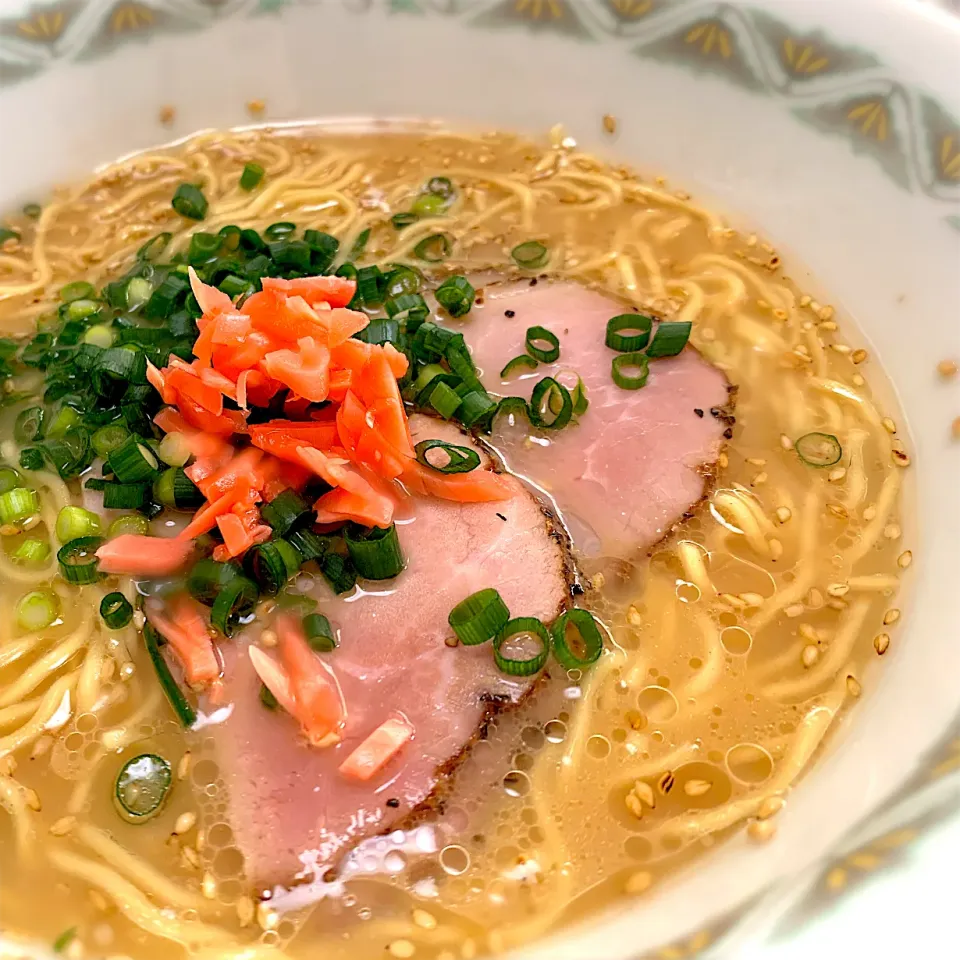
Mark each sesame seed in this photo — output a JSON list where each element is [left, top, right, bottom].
[[775, 506, 792, 524], [746, 457, 767, 466], [740, 592, 764, 607], [633, 780, 656, 808], [24, 787, 41, 811], [818, 305, 835, 322], [602, 114, 617, 134], [852, 374, 866, 387], [827, 583, 850, 598], [891, 445, 911, 467], [874, 633, 890, 656], [260, 629, 277, 648], [684, 779, 712, 797], [784, 602, 804, 618], [627, 605, 642, 627], [801, 645, 819, 668], [625, 792, 644, 819], [884, 523, 902, 540], [201, 872, 217, 899], [173, 811, 197, 836], [181, 845, 200, 870], [177, 752, 192, 781], [757, 796, 784, 820], [937, 359, 958, 379], [827, 467, 846, 482], [883, 608, 901, 626], [752, 471, 768, 486], [388, 940, 416, 958], [236, 896, 255, 928], [49, 815, 77, 837], [257, 902, 279, 931], [846, 675, 862, 698], [247, 99, 266, 115], [779, 434, 794, 451], [898, 550, 913, 569], [830, 343, 852, 355], [748, 820, 776, 843], [413, 909, 437, 930], [882, 417, 897, 434], [159, 105, 176, 125], [768, 538, 783, 560], [799, 623, 819, 642], [851, 349, 868, 364], [625, 870, 653, 895]]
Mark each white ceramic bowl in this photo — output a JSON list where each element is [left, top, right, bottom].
[[0, 1, 958, 957]]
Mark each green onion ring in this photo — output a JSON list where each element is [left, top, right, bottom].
[[57, 536, 104, 585], [511, 240, 549, 270], [413, 233, 452, 262], [494, 617, 550, 677], [795, 432, 842, 467], [211, 577, 259, 637], [525, 325, 560, 363], [551, 609, 605, 669], [529, 377, 573, 430], [448, 588, 510, 646], [415, 439, 481, 475], [611, 352, 650, 390], [344, 523, 405, 580], [605, 314, 653, 352], [500, 355, 538, 379], [100, 592, 133, 629]]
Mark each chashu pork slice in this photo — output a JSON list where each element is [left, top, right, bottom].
[[211, 417, 568, 887], [465, 281, 733, 558]]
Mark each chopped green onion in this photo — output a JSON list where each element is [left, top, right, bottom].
[[303, 613, 336, 652], [18, 448, 45, 472], [261, 490, 310, 537], [385, 293, 429, 328], [551, 608, 605, 669], [427, 380, 461, 419], [125, 277, 153, 310], [46, 406, 80, 440], [304, 230, 339, 271], [355, 318, 402, 347], [511, 240, 549, 270], [42, 427, 92, 480], [350, 228, 371, 259], [414, 233, 452, 262], [244, 540, 302, 595], [0, 227, 20, 245], [143, 622, 196, 727], [14, 406, 44, 444], [383, 265, 423, 298], [611, 352, 650, 390], [356, 265, 383, 305], [425, 176, 456, 200], [219, 224, 242, 251], [91, 423, 130, 459], [391, 212, 418, 230], [411, 194, 448, 218], [494, 617, 550, 676], [211, 576, 259, 637], [137, 232, 172, 261], [318, 551, 357, 595], [448, 588, 510, 646], [188, 232, 221, 264], [0, 487, 39, 525], [286, 528, 327, 562], [240, 162, 265, 191], [53, 927, 77, 954], [23, 203, 41, 220], [269, 239, 312, 271], [525, 326, 560, 363], [529, 377, 573, 430], [108, 513, 150, 537], [56, 505, 101, 543], [156, 432, 191, 468], [500, 355, 537, 379], [436, 276, 475, 318], [114, 752, 172, 822], [172, 183, 208, 221], [100, 592, 133, 629], [0, 468, 21, 495], [345, 524, 404, 580], [239, 228, 267, 253], [795, 432, 842, 467], [188, 559, 244, 606], [82, 324, 114, 347], [153, 467, 203, 510], [570, 375, 589, 415], [108, 436, 159, 483], [68, 298, 102, 322], [60, 281, 95, 303], [458, 389, 499, 428], [493, 396, 530, 427], [57, 536, 103, 585], [646, 321, 692, 358], [219, 274, 252, 299], [264, 221, 296, 242], [16, 589, 59, 631], [12, 538, 50, 566], [101, 483, 148, 510], [260, 684, 279, 710], [605, 314, 653, 352], [415, 439, 480, 475]]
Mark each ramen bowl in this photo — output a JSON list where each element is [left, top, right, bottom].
[[0, 1, 958, 958]]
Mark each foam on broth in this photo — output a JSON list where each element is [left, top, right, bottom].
[[0, 125, 910, 959]]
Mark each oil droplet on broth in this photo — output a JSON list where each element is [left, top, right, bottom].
[[725, 743, 774, 784], [720, 626, 753, 656], [636, 686, 679, 723], [502, 771, 531, 798], [440, 845, 471, 876], [675, 581, 701, 603], [586, 735, 611, 760], [544, 719, 567, 743]]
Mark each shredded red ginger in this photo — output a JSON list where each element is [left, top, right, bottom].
[[143, 269, 513, 560]]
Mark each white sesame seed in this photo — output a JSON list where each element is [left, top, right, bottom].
[[173, 811, 197, 836], [388, 940, 416, 959], [883, 608, 901, 626], [802, 645, 819, 668], [784, 603, 804, 618], [625, 870, 653, 895], [775, 506, 792, 524]]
